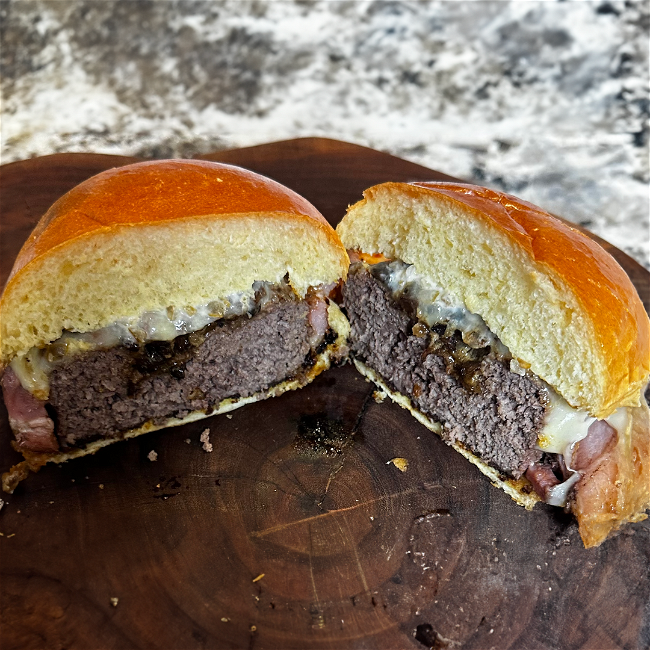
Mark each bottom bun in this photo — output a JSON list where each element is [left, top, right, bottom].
[[352, 359, 541, 509], [352, 358, 650, 548], [2, 302, 350, 493]]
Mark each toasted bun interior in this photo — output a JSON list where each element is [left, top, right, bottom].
[[336, 182, 650, 418], [0, 160, 349, 363]]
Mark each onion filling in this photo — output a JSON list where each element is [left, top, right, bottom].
[[10, 278, 329, 400]]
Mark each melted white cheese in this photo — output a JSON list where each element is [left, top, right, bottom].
[[537, 388, 628, 463], [546, 472, 582, 507], [371, 260, 509, 354], [536, 390, 629, 507], [537, 389, 597, 455], [9, 282, 285, 399]]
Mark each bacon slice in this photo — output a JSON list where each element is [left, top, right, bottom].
[[306, 294, 329, 345], [571, 420, 617, 471], [1, 367, 58, 453], [528, 420, 620, 507], [525, 463, 561, 500], [347, 249, 361, 264]]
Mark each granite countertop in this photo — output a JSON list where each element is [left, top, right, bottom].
[[1, 0, 648, 269]]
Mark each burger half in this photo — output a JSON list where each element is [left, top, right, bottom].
[[0, 160, 350, 492], [337, 181, 650, 548]]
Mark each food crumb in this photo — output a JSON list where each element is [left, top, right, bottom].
[[250, 625, 257, 632], [184, 438, 191, 444], [200, 429, 213, 453], [221, 617, 229, 623], [110, 597, 119, 607], [7, 533, 15, 538], [226, 414, 233, 419], [99, 484, 104, 489], [0, 499, 4, 511], [252, 573, 265, 583], [147, 450, 158, 462], [372, 390, 386, 403], [387, 457, 409, 472]]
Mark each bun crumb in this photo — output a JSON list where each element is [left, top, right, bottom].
[[200, 429, 213, 453]]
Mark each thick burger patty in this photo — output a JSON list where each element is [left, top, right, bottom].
[[49, 299, 313, 447], [342, 265, 548, 478]]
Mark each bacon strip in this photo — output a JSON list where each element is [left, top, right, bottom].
[[347, 249, 361, 264], [571, 420, 617, 472], [1, 367, 58, 453], [306, 294, 329, 345], [527, 419, 620, 506], [525, 463, 561, 500]]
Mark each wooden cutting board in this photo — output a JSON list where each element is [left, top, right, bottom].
[[0, 138, 648, 650]]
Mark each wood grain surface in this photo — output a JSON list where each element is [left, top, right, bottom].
[[0, 138, 648, 650]]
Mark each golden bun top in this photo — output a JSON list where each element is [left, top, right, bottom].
[[1, 160, 348, 363], [337, 181, 650, 418], [9, 159, 332, 282]]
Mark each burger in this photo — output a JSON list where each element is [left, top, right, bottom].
[[0, 159, 350, 492], [336, 181, 650, 548]]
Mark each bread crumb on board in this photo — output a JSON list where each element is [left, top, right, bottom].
[[110, 597, 119, 607], [147, 450, 158, 462], [387, 457, 409, 472], [200, 429, 213, 453]]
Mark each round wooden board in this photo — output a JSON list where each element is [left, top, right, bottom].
[[1, 138, 648, 650]]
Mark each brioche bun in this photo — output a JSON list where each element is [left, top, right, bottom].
[[337, 181, 649, 419], [0, 160, 351, 491], [0, 159, 349, 365], [337, 181, 650, 547]]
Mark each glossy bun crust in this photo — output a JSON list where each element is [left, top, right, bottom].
[[0, 159, 349, 364], [337, 181, 650, 418]]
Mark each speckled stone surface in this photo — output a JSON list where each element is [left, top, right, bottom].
[[1, 0, 648, 268]]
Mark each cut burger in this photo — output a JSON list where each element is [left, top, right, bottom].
[[0, 159, 350, 491], [337, 181, 650, 548]]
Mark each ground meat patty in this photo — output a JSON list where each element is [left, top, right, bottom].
[[342, 265, 547, 478], [49, 299, 313, 447]]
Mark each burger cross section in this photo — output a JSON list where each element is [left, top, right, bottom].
[[0, 151, 648, 558]]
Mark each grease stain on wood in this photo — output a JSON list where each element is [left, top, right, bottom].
[[294, 413, 352, 457]]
